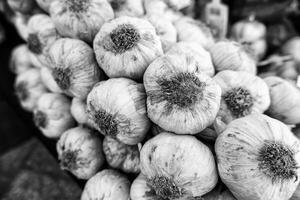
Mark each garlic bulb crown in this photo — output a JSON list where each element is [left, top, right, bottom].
[[144, 53, 221, 134], [47, 38, 102, 99], [210, 40, 257, 74], [34, 93, 75, 138], [108, 0, 144, 17], [94, 16, 163, 80], [87, 78, 151, 145], [135, 132, 218, 199], [215, 114, 300, 200], [50, 0, 114, 43], [57, 126, 104, 179]]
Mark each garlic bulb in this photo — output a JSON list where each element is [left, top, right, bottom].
[[103, 136, 140, 173], [144, 53, 221, 134], [40, 67, 62, 93], [33, 93, 75, 138], [108, 0, 144, 17], [11, 12, 30, 41], [166, 42, 215, 77], [14, 68, 48, 111], [7, 0, 36, 14], [264, 76, 300, 124], [27, 14, 60, 67], [57, 126, 104, 179], [134, 132, 218, 199], [144, 0, 188, 22], [146, 14, 177, 52], [210, 40, 257, 74], [281, 37, 300, 68], [93, 16, 163, 80], [202, 184, 237, 200], [70, 97, 89, 125], [47, 38, 103, 99], [87, 78, 151, 145], [49, 0, 114, 43], [9, 44, 34, 74], [81, 169, 130, 200], [216, 114, 300, 200], [35, 0, 54, 12], [174, 17, 214, 50], [213, 70, 270, 133], [231, 18, 267, 62]]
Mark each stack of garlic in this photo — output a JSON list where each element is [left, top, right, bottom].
[[6, 0, 300, 199]]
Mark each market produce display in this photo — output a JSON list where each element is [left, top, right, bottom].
[[3, 0, 300, 199]]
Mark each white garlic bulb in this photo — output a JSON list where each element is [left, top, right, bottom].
[[70, 97, 89, 125], [216, 114, 300, 200], [57, 126, 104, 179], [108, 0, 144, 17], [14, 68, 48, 111], [40, 67, 62, 93], [86, 78, 151, 145], [264, 76, 300, 125], [11, 12, 30, 41], [166, 42, 215, 77], [93, 16, 163, 80], [33, 93, 75, 138], [213, 70, 270, 133], [27, 14, 60, 67], [47, 38, 103, 99], [50, 0, 114, 43], [174, 17, 215, 50], [146, 14, 177, 52], [144, 53, 221, 134], [81, 169, 130, 200], [210, 40, 257, 74], [9, 44, 34, 74]]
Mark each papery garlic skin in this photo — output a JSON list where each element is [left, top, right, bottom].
[[50, 0, 114, 43], [291, 184, 300, 200], [94, 16, 163, 80], [144, 53, 221, 134], [27, 14, 60, 67], [174, 17, 215, 50], [11, 12, 30, 41], [14, 68, 48, 111], [57, 126, 104, 179], [281, 37, 300, 68], [108, 0, 144, 17], [33, 93, 75, 138], [146, 15, 177, 52], [9, 44, 34, 74], [70, 97, 89, 125], [210, 40, 257, 74], [7, 0, 36, 14], [36, 0, 54, 12], [103, 136, 140, 173], [138, 132, 218, 199], [213, 70, 270, 133], [87, 78, 151, 145], [81, 169, 130, 200], [264, 76, 300, 124], [166, 42, 215, 77], [215, 114, 300, 200], [40, 67, 62, 93], [47, 38, 102, 99]]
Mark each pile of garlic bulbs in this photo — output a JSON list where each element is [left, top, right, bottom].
[[5, 0, 300, 199]]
